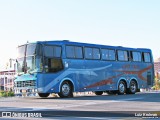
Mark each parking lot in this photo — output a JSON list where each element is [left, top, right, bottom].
[[0, 91, 160, 119]]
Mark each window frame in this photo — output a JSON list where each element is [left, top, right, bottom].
[[66, 45, 83, 59], [143, 52, 151, 63], [131, 51, 142, 62], [84, 47, 100, 60], [44, 45, 62, 58], [101, 48, 116, 61], [117, 50, 129, 61]]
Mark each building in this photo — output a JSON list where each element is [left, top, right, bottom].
[[154, 58, 160, 74], [0, 70, 16, 91], [0, 59, 16, 91]]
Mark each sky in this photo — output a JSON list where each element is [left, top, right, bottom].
[[0, 0, 160, 69]]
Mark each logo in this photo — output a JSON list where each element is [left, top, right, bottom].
[[2, 112, 12, 117]]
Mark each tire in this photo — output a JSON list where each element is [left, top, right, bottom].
[[58, 81, 73, 98], [38, 93, 50, 98], [118, 81, 126, 95], [127, 81, 137, 94], [95, 91, 103, 95]]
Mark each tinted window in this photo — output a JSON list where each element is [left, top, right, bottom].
[[132, 51, 141, 62], [75, 46, 83, 58], [85, 47, 92, 59], [143, 52, 151, 62], [93, 48, 100, 59], [102, 49, 115, 60], [54, 46, 62, 57], [44, 46, 61, 58], [44, 46, 54, 57], [117, 50, 128, 61], [66, 46, 74, 58], [45, 58, 63, 73], [109, 50, 115, 60], [84, 47, 100, 59], [66, 46, 83, 59]]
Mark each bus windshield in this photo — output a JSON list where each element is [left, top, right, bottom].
[[17, 43, 42, 74]]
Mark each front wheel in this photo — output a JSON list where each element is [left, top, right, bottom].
[[118, 81, 126, 95], [58, 81, 73, 98], [38, 93, 50, 98]]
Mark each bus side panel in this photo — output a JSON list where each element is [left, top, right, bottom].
[[79, 60, 115, 91], [37, 71, 64, 93], [63, 59, 85, 92]]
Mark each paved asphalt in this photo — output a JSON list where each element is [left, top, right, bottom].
[[0, 91, 160, 120]]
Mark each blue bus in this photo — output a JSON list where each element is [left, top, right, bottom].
[[14, 40, 154, 98]]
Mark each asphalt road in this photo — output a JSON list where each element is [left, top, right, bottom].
[[0, 91, 160, 120]]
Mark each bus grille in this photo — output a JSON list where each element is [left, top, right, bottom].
[[15, 80, 36, 87]]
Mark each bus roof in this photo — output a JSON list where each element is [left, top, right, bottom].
[[35, 40, 151, 52]]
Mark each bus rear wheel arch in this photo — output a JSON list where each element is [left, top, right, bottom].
[[126, 80, 137, 94], [58, 80, 73, 98], [118, 80, 127, 95]]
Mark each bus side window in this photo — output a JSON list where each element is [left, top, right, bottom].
[[84, 47, 100, 60], [75, 46, 83, 59], [142, 52, 151, 62], [131, 51, 142, 62], [93, 48, 100, 59], [85, 47, 92, 59], [117, 50, 128, 61], [44, 45, 63, 73], [66, 46, 75, 58], [101, 49, 115, 60], [45, 58, 63, 73], [66, 46, 83, 59], [109, 49, 115, 60]]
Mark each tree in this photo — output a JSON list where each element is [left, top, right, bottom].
[[154, 72, 160, 90]]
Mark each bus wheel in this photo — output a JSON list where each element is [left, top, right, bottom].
[[58, 81, 73, 98], [95, 91, 103, 95], [118, 81, 126, 95], [127, 81, 137, 94], [38, 93, 50, 98]]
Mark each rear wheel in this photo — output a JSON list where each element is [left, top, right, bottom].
[[127, 81, 137, 94], [118, 81, 126, 95], [38, 93, 50, 98], [95, 91, 103, 95], [58, 81, 73, 98]]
